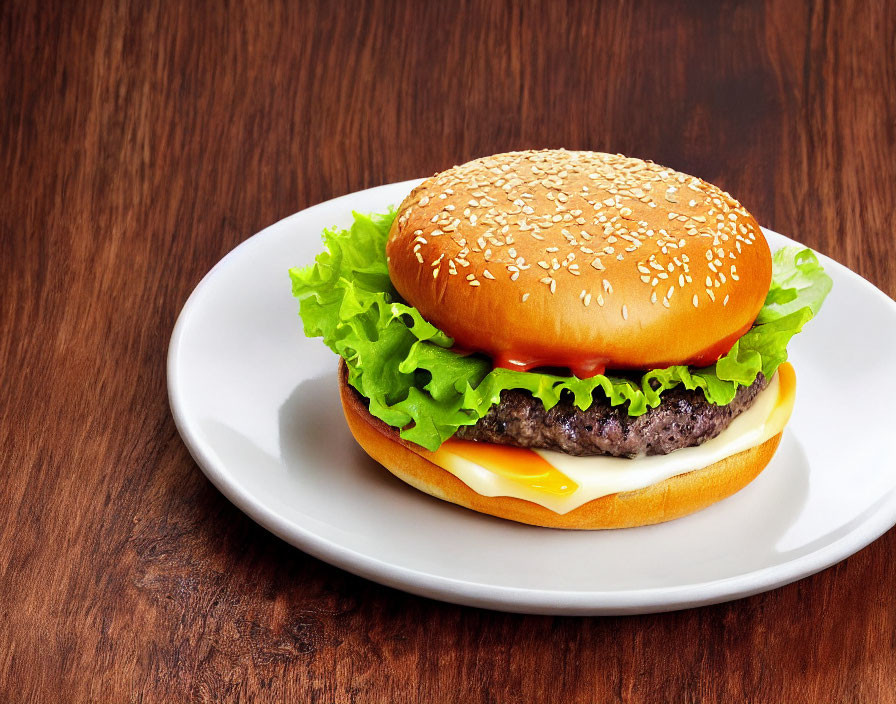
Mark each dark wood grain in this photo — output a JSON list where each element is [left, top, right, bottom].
[[2, 0, 895, 701]]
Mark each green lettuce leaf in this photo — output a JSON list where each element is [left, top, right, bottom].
[[290, 211, 831, 451]]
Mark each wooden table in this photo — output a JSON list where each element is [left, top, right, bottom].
[[3, 1, 895, 701]]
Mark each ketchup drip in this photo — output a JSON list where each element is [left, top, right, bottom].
[[450, 345, 609, 378], [493, 353, 609, 379]]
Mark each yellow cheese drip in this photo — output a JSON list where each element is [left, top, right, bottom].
[[432, 438, 579, 496]]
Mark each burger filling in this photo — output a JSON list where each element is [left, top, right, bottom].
[[291, 211, 831, 455]]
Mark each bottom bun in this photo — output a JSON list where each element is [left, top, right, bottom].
[[338, 360, 782, 530]]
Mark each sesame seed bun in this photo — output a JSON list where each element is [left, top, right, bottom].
[[339, 360, 782, 529], [386, 150, 772, 376]]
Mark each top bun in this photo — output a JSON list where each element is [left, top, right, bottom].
[[386, 150, 771, 377]]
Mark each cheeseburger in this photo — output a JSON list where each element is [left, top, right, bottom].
[[291, 150, 830, 529]]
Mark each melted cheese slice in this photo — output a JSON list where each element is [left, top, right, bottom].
[[427, 363, 796, 515]]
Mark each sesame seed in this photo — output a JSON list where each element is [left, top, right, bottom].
[[723, 294, 730, 306], [482, 269, 495, 280], [692, 294, 699, 307]]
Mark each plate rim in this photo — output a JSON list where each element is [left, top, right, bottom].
[[168, 179, 896, 615]]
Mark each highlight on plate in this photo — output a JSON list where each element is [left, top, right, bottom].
[[289, 150, 831, 529]]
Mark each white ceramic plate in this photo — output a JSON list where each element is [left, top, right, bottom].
[[168, 179, 896, 615]]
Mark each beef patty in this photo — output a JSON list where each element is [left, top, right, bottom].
[[454, 374, 768, 457]]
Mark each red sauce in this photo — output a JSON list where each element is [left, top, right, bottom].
[[493, 353, 610, 378], [449, 345, 609, 377]]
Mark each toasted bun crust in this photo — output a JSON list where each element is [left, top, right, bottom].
[[339, 361, 781, 530], [386, 150, 771, 376]]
